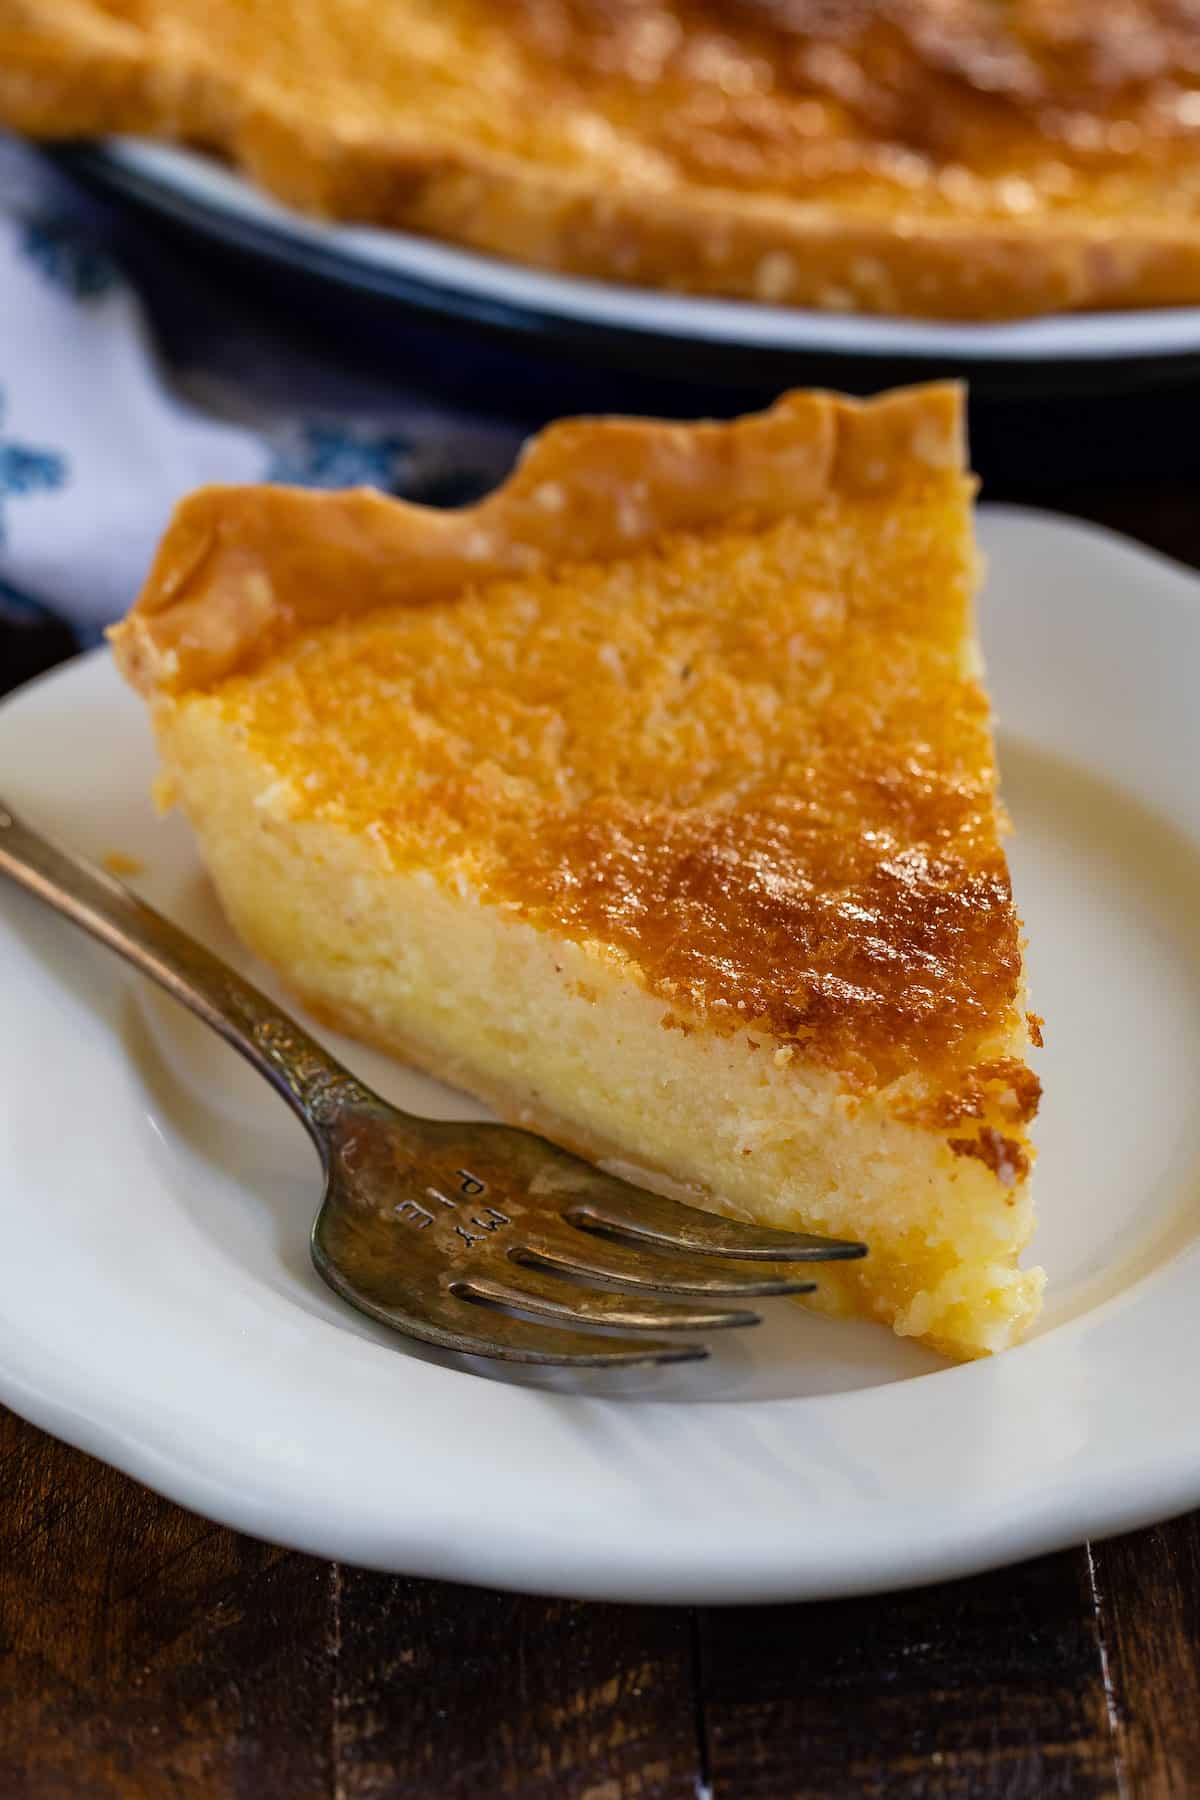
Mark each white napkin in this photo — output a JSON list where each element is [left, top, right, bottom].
[[0, 138, 522, 639]]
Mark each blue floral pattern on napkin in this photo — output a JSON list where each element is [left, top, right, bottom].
[[266, 422, 416, 492], [0, 394, 67, 544], [0, 133, 522, 640], [20, 215, 119, 300]]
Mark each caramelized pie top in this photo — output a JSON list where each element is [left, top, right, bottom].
[[113, 384, 1033, 1098]]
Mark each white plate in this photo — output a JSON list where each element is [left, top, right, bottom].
[[76, 139, 1200, 368], [2, 505, 1199, 1603]]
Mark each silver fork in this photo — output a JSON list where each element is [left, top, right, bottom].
[[0, 798, 866, 1368]]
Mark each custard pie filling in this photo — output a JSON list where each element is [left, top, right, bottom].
[[112, 384, 1043, 1357]]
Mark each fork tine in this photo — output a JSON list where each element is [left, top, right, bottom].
[[453, 1268, 761, 1334], [566, 1184, 868, 1262], [313, 1238, 707, 1366], [434, 1306, 707, 1368], [515, 1232, 820, 1298]]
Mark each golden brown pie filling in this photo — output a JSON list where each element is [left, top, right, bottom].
[[113, 385, 1044, 1356]]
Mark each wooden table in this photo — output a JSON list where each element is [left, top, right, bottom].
[[2, 471, 1199, 1800]]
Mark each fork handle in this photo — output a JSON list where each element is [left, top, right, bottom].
[[0, 797, 375, 1137]]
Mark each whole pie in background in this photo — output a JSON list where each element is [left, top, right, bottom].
[[2, 0, 1200, 319]]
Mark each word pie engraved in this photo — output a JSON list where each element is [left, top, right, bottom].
[[395, 1169, 510, 1247]]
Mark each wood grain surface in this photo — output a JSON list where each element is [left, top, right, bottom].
[[0, 1409, 701, 1800], [4, 422, 1200, 1798], [5, 1405, 1200, 1797]]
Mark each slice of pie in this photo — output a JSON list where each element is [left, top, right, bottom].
[[110, 383, 1043, 1358], [4, 0, 1199, 320]]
